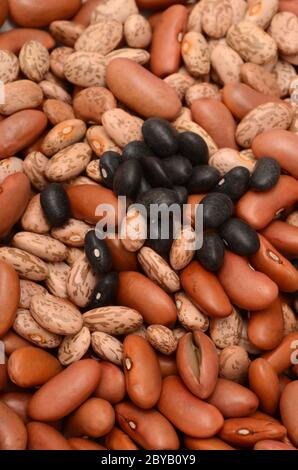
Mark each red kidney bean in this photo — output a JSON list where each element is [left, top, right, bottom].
[[27, 422, 72, 450], [247, 297, 284, 351], [207, 379, 259, 418], [248, 358, 280, 415], [280, 381, 298, 447], [262, 332, 298, 374], [0, 29, 55, 53], [94, 361, 126, 404], [261, 221, 298, 257], [0, 401, 27, 450]]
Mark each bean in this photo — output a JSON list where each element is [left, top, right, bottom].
[[280, 381, 298, 447], [202, 193, 234, 229], [113, 160, 143, 199], [254, 440, 297, 451], [150, 5, 188, 78], [1, 331, 31, 356], [137, 187, 180, 213], [196, 232, 225, 272], [28, 359, 101, 421], [122, 141, 154, 161], [105, 427, 138, 450], [0, 261, 20, 337], [100, 151, 121, 189], [0, 392, 32, 424], [106, 59, 181, 121], [94, 362, 126, 405], [115, 401, 180, 450], [248, 297, 284, 351], [178, 131, 209, 165], [106, 236, 138, 272], [142, 118, 178, 158], [188, 166, 220, 194], [0, 29, 55, 53], [248, 359, 280, 415], [9, 0, 81, 28], [207, 379, 259, 418], [157, 354, 178, 378], [0, 401, 27, 450], [162, 155, 192, 186], [27, 422, 71, 450], [249, 157, 281, 192], [262, 332, 298, 374], [41, 183, 71, 228], [0, 0, 8, 26], [261, 221, 298, 257], [117, 271, 177, 327], [84, 231, 112, 274], [184, 436, 235, 451], [219, 218, 260, 257], [181, 261, 232, 318], [88, 272, 119, 309], [68, 438, 106, 450], [141, 157, 172, 189], [176, 331, 218, 399], [215, 167, 250, 202]]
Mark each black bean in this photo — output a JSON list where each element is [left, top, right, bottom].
[[88, 272, 119, 309], [250, 157, 281, 192], [122, 140, 154, 161], [99, 151, 121, 189], [202, 193, 234, 229], [215, 166, 250, 201], [40, 183, 71, 228], [137, 188, 180, 213], [220, 218, 260, 256], [85, 230, 112, 273], [188, 166, 220, 194], [174, 186, 188, 205], [196, 232, 225, 272], [142, 118, 178, 157], [137, 177, 152, 199], [141, 156, 172, 188], [162, 155, 192, 186], [113, 160, 142, 199], [146, 218, 174, 254], [178, 131, 209, 165]]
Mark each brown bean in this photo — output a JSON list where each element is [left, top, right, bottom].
[[105, 427, 138, 450], [68, 438, 107, 450], [117, 272, 177, 327], [0, 261, 20, 337], [184, 436, 235, 451], [248, 358, 280, 416], [253, 130, 298, 179], [158, 376, 224, 438], [0, 29, 55, 53], [67, 184, 121, 227], [27, 422, 72, 450], [137, 0, 187, 8], [1, 331, 31, 356], [94, 361, 126, 405], [115, 401, 180, 450], [280, 381, 298, 447], [236, 175, 298, 230], [262, 332, 298, 374], [123, 335, 161, 409], [247, 297, 284, 351], [181, 261, 233, 318], [28, 359, 102, 421], [279, 374, 292, 393], [261, 221, 298, 257], [7, 347, 62, 389], [191, 99, 238, 149], [207, 379, 259, 418], [176, 331, 218, 399], [222, 83, 286, 120], [0, 111, 48, 160], [73, 87, 117, 124], [250, 234, 298, 293], [0, 392, 32, 424], [43, 100, 75, 126], [254, 439, 297, 450], [9, 0, 81, 28], [64, 397, 115, 438], [0, 401, 27, 450], [106, 236, 138, 272], [106, 58, 181, 121], [0, 0, 8, 26], [150, 5, 188, 78], [0, 361, 8, 393], [0, 173, 31, 239], [219, 417, 287, 448], [157, 354, 178, 378], [218, 251, 278, 311], [279, 0, 298, 16]]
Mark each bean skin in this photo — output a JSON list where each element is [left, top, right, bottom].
[[254, 440, 297, 450], [105, 427, 138, 451], [248, 297, 284, 351], [261, 221, 298, 257], [0, 0, 8, 26], [220, 218, 260, 257], [27, 422, 72, 450], [150, 5, 188, 78], [280, 381, 298, 448], [215, 166, 250, 202], [207, 379, 259, 418], [181, 261, 233, 318], [196, 232, 225, 272], [0, 401, 27, 450], [94, 361, 126, 405], [262, 332, 298, 374], [123, 335, 162, 409], [0, 261, 20, 337], [106, 236, 138, 272], [248, 359, 280, 416], [249, 157, 281, 192], [106, 59, 182, 121], [0, 392, 32, 424], [184, 436, 235, 451], [0, 29, 55, 53], [115, 401, 180, 450]]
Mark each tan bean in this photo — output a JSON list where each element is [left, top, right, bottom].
[[0, 247, 49, 282], [64, 52, 106, 88], [19, 40, 50, 82], [0, 50, 19, 84], [46, 262, 70, 298], [13, 308, 62, 349], [75, 20, 123, 55], [124, 14, 152, 49], [102, 108, 144, 148], [83, 306, 143, 336], [181, 31, 210, 77], [21, 194, 51, 235], [245, 0, 278, 28], [219, 345, 250, 383], [269, 12, 298, 56], [147, 325, 178, 356], [91, 331, 123, 366], [50, 21, 84, 48], [23, 151, 49, 191], [210, 308, 243, 349], [211, 44, 243, 84], [175, 291, 209, 332], [86, 125, 120, 156], [43, 100, 75, 126], [240, 63, 281, 97], [12, 232, 68, 263]]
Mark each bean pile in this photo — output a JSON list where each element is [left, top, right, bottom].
[[0, 0, 298, 452]]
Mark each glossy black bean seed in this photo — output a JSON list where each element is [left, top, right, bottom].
[[215, 166, 250, 201], [137, 188, 180, 213], [219, 218, 260, 256], [141, 156, 173, 188], [85, 230, 112, 273], [250, 157, 281, 192], [188, 166, 220, 194], [178, 131, 209, 165], [196, 232, 225, 272], [201, 193, 234, 229], [142, 118, 178, 158], [113, 160, 142, 199], [88, 272, 119, 309], [162, 155, 192, 186], [122, 141, 154, 161], [174, 186, 188, 205], [99, 151, 121, 189], [40, 183, 71, 227]]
